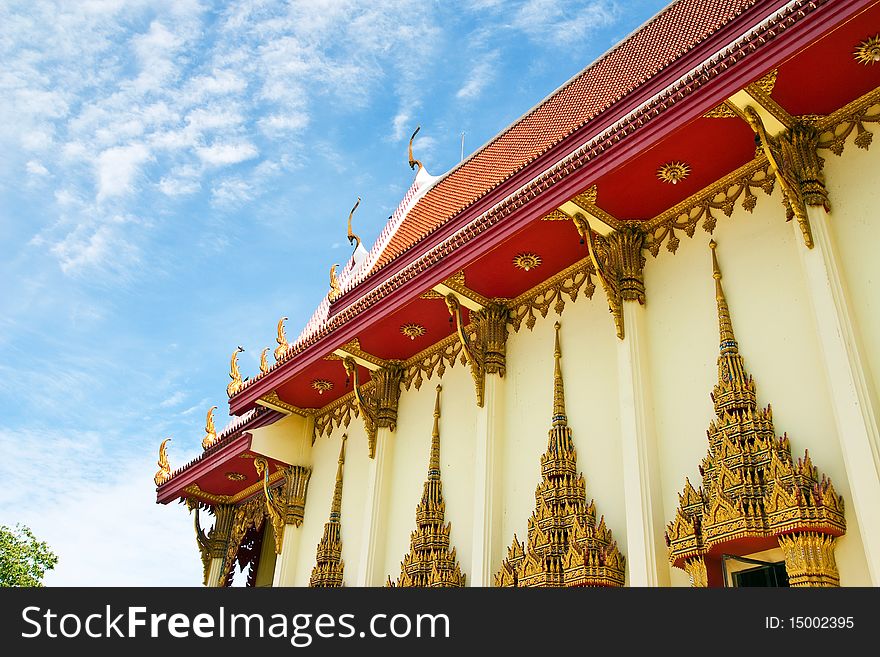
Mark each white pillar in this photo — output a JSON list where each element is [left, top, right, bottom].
[[272, 524, 304, 587], [470, 373, 504, 586], [355, 426, 395, 586], [797, 206, 880, 584], [206, 558, 225, 587], [617, 301, 669, 586]]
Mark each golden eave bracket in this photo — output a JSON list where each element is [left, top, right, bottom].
[[333, 339, 388, 371], [432, 281, 488, 311]]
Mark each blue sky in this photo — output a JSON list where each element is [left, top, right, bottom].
[[0, 0, 668, 585]]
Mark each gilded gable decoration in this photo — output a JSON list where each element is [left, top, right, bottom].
[[226, 346, 245, 398], [665, 241, 845, 587], [495, 322, 626, 587], [310, 435, 348, 587], [190, 501, 235, 586], [388, 385, 466, 587]]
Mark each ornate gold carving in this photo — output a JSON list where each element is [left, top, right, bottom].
[[346, 197, 362, 253], [313, 390, 360, 440], [854, 35, 880, 65], [184, 468, 288, 506], [220, 497, 266, 585], [496, 323, 625, 587], [408, 125, 423, 171], [388, 386, 466, 587], [665, 242, 845, 586], [400, 323, 426, 340], [202, 405, 218, 450], [704, 69, 778, 118], [684, 557, 708, 587], [445, 295, 509, 406], [571, 186, 625, 234], [778, 532, 840, 587], [274, 317, 289, 362], [310, 435, 347, 587], [815, 88, 880, 155], [508, 257, 596, 332], [657, 161, 691, 185], [644, 157, 775, 257], [259, 348, 269, 374], [336, 337, 390, 369], [746, 107, 826, 248], [226, 346, 245, 398], [343, 357, 403, 458], [328, 264, 341, 301], [584, 218, 646, 340], [402, 333, 466, 391], [541, 209, 570, 221], [154, 438, 172, 486], [257, 390, 309, 416], [254, 458, 312, 555], [512, 253, 542, 272], [312, 379, 334, 395], [190, 502, 235, 586], [225, 472, 246, 481]]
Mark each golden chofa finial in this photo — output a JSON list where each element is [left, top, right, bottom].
[[346, 197, 362, 252], [274, 317, 289, 362], [202, 406, 218, 450], [328, 264, 342, 301], [408, 126, 423, 171], [226, 346, 245, 398], [154, 438, 172, 486], [259, 348, 269, 374], [709, 240, 738, 354]]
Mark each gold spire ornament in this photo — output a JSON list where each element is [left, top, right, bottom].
[[310, 435, 348, 587], [154, 438, 172, 486], [665, 241, 846, 587], [346, 197, 362, 253], [408, 126, 423, 171], [274, 317, 289, 362], [202, 406, 218, 450], [388, 386, 466, 587], [259, 348, 269, 374], [226, 346, 245, 397], [495, 323, 626, 587], [328, 264, 342, 301]]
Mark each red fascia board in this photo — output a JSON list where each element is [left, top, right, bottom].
[[229, 0, 867, 416], [155, 433, 252, 504]]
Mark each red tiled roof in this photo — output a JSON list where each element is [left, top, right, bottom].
[[371, 0, 763, 272]]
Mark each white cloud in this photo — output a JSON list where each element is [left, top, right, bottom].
[[456, 51, 499, 101], [391, 110, 411, 141], [50, 222, 141, 276], [159, 390, 187, 408], [196, 141, 259, 166], [96, 143, 152, 201], [211, 178, 253, 206], [158, 175, 200, 196], [26, 160, 49, 176], [512, 0, 619, 45]]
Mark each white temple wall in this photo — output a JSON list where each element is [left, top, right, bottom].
[[290, 419, 369, 586], [644, 162, 872, 586], [381, 362, 477, 585]]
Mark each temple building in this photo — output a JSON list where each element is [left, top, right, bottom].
[[155, 0, 880, 587]]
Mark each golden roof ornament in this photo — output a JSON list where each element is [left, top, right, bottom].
[[310, 435, 348, 587], [346, 197, 362, 254], [226, 346, 245, 398], [201, 405, 218, 450], [154, 438, 172, 486], [259, 348, 269, 374], [274, 317, 289, 362], [495, 322, 626, 587], [408, 126, 423, 171], [328, 264, 341, 301], [388, 385, 466, 587], [665, 241, 846, 587]]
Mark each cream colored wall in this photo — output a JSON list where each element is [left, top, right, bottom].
[[500, 287, 626, 582], [381, 363, 477, 584], [823, 142, 880, 443], [644, 172, 871, 586], [290, 418, 369, 586]]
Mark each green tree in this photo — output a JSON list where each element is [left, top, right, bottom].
[[0, 524, 59, 587]]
